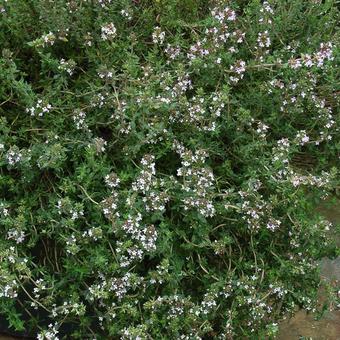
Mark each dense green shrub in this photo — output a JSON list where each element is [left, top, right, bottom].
[[0, 0, 339, 338]]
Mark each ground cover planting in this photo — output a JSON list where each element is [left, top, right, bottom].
[[0, 0, 339, 338]]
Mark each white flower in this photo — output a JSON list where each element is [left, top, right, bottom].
[[257, 31, 271, 48], [152, 27, 166, 44], [26, 99, 52, 117], [42, 32, 56, 46], [101, 23, 117, 41]]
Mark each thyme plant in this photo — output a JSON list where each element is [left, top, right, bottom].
[[0, 0, 339, 338]]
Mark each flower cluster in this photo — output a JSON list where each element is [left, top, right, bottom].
[[105, 172, 120, 189], [101, 22, 117, 41], [7, 228, 25, 243], [132, 155, 169, 212], [91, 137, 107, 154], [41, 32, 56, 46], [5, 146, 23, 165], [152, 26, 166, 45], [97, 0, 112, 8], [56, 198, 84, 221], [72, 110, 88, 130], [211, 6, 236, 22], [26, 99, 52, 117], [82, 226, 103, 241], [58, 58, 76, 76], [120, 214, 158, 257], [149, 260, 170, 285], [87, 272, 141, 301], [120, 9, 132, 21], [165, 44, 181, 63], [288, 42, 334, 69], [257, 31, 271, 48], [101, 194, 119, 219], [230, 60, 246, 83], [0, 202, 9, 217], [65, 234, 79, 255], [37, 324, 59, 340], [174, 141, 215, 217], [0, 278, 18, 299], [255, 121, 270, 139], [51, 300, 86, 318]]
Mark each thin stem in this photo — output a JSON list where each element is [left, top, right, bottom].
[[77, 184, 99, 205]]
